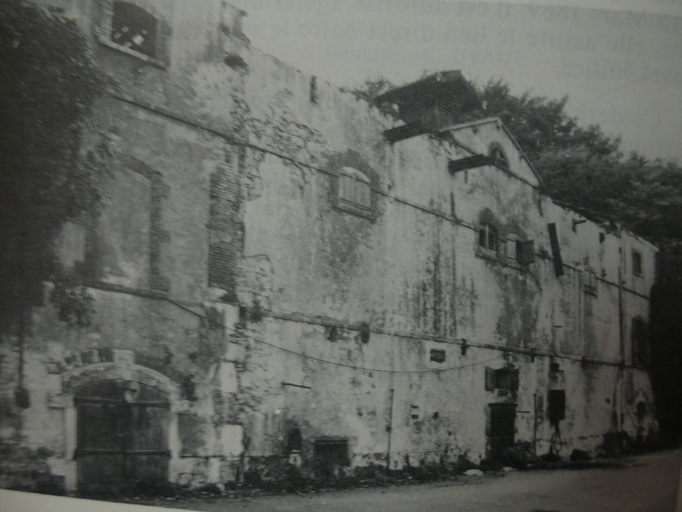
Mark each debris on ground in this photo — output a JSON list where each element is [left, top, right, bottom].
[[463, 469, 483, 476]]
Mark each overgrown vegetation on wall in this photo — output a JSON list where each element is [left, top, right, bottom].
[[0, 0, 107, 334], [352, 76, 682, 445]]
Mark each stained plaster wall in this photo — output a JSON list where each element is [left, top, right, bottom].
[[2, 0, 658, 491], [234, 45, 658, 470], [2, 0, 251, 491]]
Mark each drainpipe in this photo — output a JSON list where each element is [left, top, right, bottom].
[[15, 306, 31, 409], [533, 393, 538, 456], [386, 388, 395, 471], [617, 236, 625, 438]]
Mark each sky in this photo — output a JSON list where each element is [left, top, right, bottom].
[[230, 0, 682, 164]]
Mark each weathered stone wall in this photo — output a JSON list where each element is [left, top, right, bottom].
[[1, 0, 251, 491], [232, 44, 658, 470], [0, 0, 658, 493]]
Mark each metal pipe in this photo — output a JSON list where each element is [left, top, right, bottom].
[[533, 393, 538, 456], [618, 244, 625, 436], [386, 387, 395, 470]]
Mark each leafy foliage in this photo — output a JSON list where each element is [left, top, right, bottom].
[[0, 0, 107, 330], [475, 79, 682, 246]]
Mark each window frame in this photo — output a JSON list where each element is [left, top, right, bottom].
[[96, 0, 169, 68], [632, 250, 643, 277], [478, 222, 498, 256], [335, 166, 375, 219], [506, 234, 534, 266], [583, 268, 598, 296], [485, 366, 519, 392]]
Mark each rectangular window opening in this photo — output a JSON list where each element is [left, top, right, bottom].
[[632, 250, 643, 276], [479, 224, 497, 253], [485, 367, 519, 391], [430, 348, 446, 363], [314, 439, 349, 476]]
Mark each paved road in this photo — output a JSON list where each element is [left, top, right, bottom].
[[2, 449, 680, 512]]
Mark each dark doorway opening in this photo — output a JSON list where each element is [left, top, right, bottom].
[[75, 379, 170, 494], [489, 403, 516, 458], [313, 439, 349, 478]]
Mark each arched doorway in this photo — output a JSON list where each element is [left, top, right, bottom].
[[74, 379, 170, 493]]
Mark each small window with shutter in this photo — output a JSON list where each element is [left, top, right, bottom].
[[485, 366, 519, 391], [584, 269, 598, 296], [478, 223, 498, 254], [335, 166, 374, 219], [632, 250, 643, 276], [507, 236, 535, 266]]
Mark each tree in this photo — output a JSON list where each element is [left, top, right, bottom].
[[0, 0, 107, 392]]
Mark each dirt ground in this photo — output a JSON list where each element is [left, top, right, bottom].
[[2, 448, 680, 512], [133, 448, 682, 512]]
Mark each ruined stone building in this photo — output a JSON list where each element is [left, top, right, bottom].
[[1, 0, 658, 493]]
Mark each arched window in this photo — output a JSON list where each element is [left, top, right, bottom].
[[339, 166, 371, 209], [478, 223, 498, 253], [111, 2, 158, 59], [489, 143, 509, 171]]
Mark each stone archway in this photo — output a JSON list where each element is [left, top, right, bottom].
[[74, 378, 170, 493], [59, 360, 182, 493]]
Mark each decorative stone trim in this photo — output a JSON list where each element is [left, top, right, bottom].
[[48, 348, 185, 386]]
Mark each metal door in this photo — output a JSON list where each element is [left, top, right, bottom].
[[489, 403, 516, 458], [75, 380, 170, 493]]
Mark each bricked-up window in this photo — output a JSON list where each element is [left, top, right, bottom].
[[632, 250, 643, 276], [478, 223, 498, 253], [96, 156, 170, 293], [339, 167, 371, 209], [632, 317, 650, 368], [111, 2, 158, 59]]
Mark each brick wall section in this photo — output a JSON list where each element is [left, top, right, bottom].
[[150, 174, 171, 292], [208, 146, 243, 303], [85, 155, 171, 292]]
